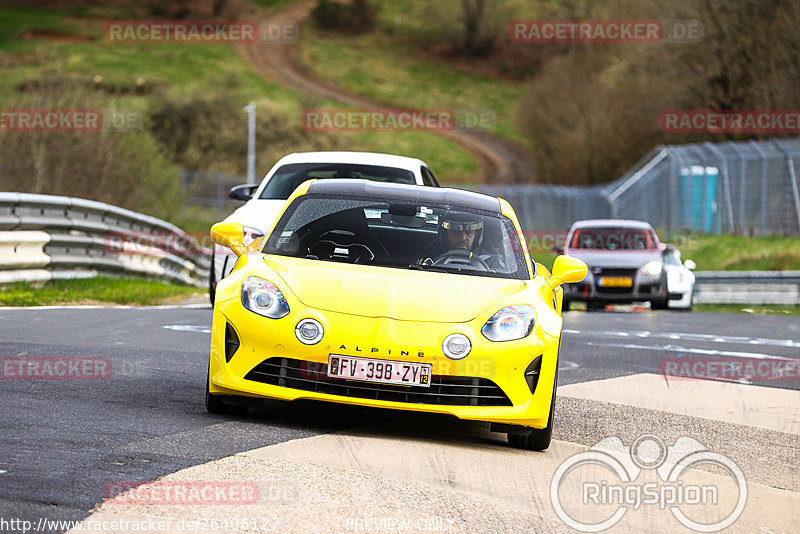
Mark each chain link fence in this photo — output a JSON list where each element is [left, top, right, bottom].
[[181, 169, 248, 218], [478, 137, 800, 236]]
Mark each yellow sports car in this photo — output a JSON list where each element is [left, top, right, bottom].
[[207, 179, 586, 450]]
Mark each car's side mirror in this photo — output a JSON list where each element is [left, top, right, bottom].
[[229, 184, 258, 201], [210, 222, 246, 256], [546, 255, 587, 290], [684, 259, 696, 270]]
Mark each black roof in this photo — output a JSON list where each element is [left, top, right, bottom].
[[307, 179, 501, 212]]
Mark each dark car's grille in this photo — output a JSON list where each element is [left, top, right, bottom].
[[594, 268, 637, 277], [244, 357, 512, 407]]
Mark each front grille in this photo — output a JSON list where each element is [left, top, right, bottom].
[[244, 357, 512, 407], [596, 286, 634, 294], [594, 268, 637, 277]]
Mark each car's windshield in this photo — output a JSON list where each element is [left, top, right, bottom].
[[569, 227, 657, 250], [263, 194, 529, 279], [259, 163, 415, 200]]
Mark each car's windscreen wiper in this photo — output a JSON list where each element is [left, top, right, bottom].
[[407, 263, 496, 277]]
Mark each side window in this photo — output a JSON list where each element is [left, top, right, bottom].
[[421, 167, 440, 187]]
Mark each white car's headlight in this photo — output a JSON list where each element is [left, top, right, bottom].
[[481, 305, 536, 342], [639, 260, 663, 276], [241, 276, 290, 318]]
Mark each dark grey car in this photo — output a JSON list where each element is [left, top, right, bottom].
[[557, 219, 670, 311]]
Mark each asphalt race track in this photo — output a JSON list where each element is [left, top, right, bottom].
[[1, 305, 798, 533]]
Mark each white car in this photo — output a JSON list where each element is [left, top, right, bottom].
[[664, 245, 696, 310], [209, 151, 440, 303]]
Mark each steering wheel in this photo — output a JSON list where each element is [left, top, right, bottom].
[[433, 249, 490, 270]]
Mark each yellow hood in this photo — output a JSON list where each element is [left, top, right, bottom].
[[265, 256, 525, 322]]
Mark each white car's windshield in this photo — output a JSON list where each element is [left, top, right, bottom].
[[259, 163, 416, 200], [569, 227, 658, 250], [263, 195, 529, 279]]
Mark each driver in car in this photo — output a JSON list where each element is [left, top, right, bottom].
[[419, 212, 505, 270]]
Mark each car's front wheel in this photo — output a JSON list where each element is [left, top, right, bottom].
[[650, 298, 669, 310], [507, 365, 559, 451], [205, 366, 248, 415]]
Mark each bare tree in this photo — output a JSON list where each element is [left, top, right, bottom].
[[461, 0, 495, 56]]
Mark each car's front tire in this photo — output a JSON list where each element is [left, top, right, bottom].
[[650, 298, 669, 310], [205, 366, 248, 415], [586, 301, 604, 311], [507, 365, 559, 451]]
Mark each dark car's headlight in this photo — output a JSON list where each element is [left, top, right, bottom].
[[639, 260, 663, 276], [241, 276, 290, 318], [481, 305, 536, 342]]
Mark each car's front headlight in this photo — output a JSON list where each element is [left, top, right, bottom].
[[639, 260, 663, 276], [241, 276, 290, 318], [481, 305, 536, 342]]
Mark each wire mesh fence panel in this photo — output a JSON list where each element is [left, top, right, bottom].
[[482, 137, 800, 236]]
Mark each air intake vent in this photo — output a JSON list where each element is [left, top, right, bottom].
[[224, 323, 240, 363], [244, 357, 511, 407]]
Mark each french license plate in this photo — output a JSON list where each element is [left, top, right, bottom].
[[598, 276, 633, 287], [328, 355, 431, 387]]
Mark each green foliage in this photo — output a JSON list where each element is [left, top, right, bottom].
[[147, 82, 339, 176], [672, 234, 800, 271], [0, 276, 199, 306], [0, 76, 184, 221]]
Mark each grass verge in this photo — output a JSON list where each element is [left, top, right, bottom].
[[692, 304, 800, 315], [0, 276, 201, 307], [0, 3, 476, 183], [670, 234, 800, 271], [300, 1, 534, 148]]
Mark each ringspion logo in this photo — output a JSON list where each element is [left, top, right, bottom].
[[551, 434, 747, 532]]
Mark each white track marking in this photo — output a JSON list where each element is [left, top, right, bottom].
[[163, 325, 211, 333], [0, 304, 209, 311], [584, 341, 794, 360], [565, 329, 800, 348]]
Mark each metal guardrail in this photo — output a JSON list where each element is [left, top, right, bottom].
[[0, 192, 210, 287], [694, 271, 800, 305]]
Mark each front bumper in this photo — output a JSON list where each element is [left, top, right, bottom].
[[208, 297, 561, 429], [563, 269, 668, 304]]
